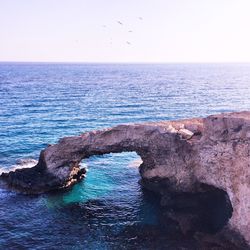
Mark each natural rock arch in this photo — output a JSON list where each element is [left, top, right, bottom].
[[1, 111, 250, 245]]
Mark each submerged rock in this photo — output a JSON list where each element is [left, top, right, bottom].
[[0, 111, 250, 245]]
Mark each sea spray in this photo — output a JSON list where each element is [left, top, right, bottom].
[[0, 158, 38, 174]]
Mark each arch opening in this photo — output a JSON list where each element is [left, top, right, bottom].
[[63, 151, 143, 204]]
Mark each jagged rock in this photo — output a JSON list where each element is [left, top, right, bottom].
[[0, 111, 250, 245]]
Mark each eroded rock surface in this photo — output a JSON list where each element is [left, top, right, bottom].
[[1, 111, 250, 245]]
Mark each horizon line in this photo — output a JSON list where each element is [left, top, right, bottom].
[[1, 61, 250, 64]]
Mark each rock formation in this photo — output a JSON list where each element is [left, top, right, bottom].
[[0, 111, 250, 245]]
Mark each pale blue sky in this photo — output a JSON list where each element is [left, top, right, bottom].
[[1, 0, 250, 62]]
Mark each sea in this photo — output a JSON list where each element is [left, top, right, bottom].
[[0, 63, 250, 249]]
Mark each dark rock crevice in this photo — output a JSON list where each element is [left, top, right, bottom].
[[141, 178, 234, 234]]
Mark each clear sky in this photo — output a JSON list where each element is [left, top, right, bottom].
[[1, 0, 250, 63]]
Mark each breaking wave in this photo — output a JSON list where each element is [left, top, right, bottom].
[[0, 158, 38, 175]]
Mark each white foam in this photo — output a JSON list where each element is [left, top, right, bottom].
[[15, 158, 38, 168], [80, 162, 88, 171], [0, 158, 38, 174], [0, 167, 8, 175]]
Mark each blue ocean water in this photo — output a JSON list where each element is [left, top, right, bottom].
[[0, 63, 250, 249]]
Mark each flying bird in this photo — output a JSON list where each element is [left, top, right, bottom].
[[128, 30, 133, 33], [138, 17, 143, 20], [117, 21, 123, 25], [126, 41, 131, 45]]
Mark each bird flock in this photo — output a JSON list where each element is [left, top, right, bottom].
[[102, 17, 143, 46]]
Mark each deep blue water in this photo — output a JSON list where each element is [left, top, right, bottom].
[[0, 63, 250, 249]]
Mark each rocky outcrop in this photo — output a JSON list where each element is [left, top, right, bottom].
[[0, 111, 250, 245]]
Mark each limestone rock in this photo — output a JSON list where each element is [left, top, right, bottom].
[[0, 111, 250, 245]]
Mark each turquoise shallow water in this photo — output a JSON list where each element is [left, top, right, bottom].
[[0, 63, 250, 249]]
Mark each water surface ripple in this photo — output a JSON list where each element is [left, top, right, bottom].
[[0, 63, 250, 249]]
